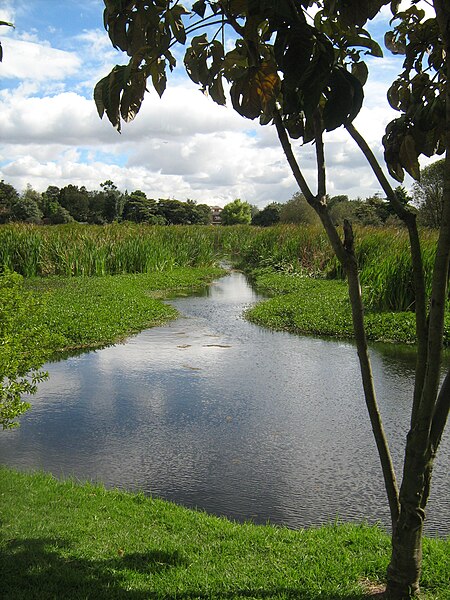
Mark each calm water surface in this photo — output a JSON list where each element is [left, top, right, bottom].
[[1, 271, 448, 535]]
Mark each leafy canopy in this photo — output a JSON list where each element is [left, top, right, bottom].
[[95, 0, 390, 144]]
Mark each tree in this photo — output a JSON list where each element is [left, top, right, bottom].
[[279, 192, 320, 225], [251, 202, 281, 226], [99, 180, 125, 222], [10, 185, 43, 224], [123, 190, 163, 223], [220, 199, 252, 225], [0, 272, 52, 429], [40, 187, 73, 224], [157, 198, 190, 224], [59, 184, 90, 222], [413, 159, 445, 228], [95, 2, 450, 597], [0, 180, 18, 223], [186, 199, 212, 224]]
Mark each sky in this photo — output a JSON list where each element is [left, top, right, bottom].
[[0, 0, 438, 208]]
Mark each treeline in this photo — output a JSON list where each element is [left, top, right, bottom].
[[0, 180, 212, 226], [0, 156, 443, 228]]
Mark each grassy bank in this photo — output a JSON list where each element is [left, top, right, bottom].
[[1, 468, 449, 600], [25, 266, 224, 353], [246, 271, 450, 345]]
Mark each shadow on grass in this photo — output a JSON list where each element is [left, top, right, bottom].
[[1, 537, 369, 600]]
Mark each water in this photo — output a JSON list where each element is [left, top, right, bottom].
[[1, 271, 448, 535]]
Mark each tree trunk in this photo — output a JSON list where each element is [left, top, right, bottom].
[[386, 2, 450, 596]]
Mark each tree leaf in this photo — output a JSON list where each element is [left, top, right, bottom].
[[231, 62, 281, 120], [322, 67, 363, 132], [384, 31, 406, 55], [209, 75, 226, 106], [399, 134, 420, 180], [120, 71, 146, 122], [192, 0, 206, 17], [351, 61, 369, 86]]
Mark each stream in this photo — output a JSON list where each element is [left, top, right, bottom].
[[1, 271, 448, 535]]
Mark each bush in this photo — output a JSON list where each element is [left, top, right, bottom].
[[0, 272, 58, 428]]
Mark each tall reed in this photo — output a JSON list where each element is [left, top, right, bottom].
[[0, 222, 440, 312]]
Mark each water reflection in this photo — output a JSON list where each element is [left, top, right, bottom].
[[1, 272, 448, 535]]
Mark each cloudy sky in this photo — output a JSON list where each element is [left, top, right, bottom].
[[0, 0, 437, 208]]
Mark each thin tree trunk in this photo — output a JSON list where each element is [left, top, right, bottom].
[[345, 123, 428, 424], [273, 111, 400, 530], [385, 2, 450, 596]]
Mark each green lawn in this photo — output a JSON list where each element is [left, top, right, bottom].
[[1, 468, 449, 600]]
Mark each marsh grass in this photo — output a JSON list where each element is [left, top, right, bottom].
[[0, 224, 220, 277], [247, 272, 449, 345], [25, 267, 223, 352], [0, 223, 441, 312], [1, 468, 449, 600]]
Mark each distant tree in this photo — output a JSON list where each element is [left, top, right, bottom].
[[220, 199, 252, 225], [123, 190, 163, 223], [186, 200, 211, 224], [327, 195, 349, 209], [0, 180, 19, 223], [100, 180, 125, 222], [39, 186, 73, 224], [251, 203, 281, 226], [157, 198, 197, 224], [60, 185, 90, 222], [10, 186, 42, 224], [413, 159, 445, 228], [279, 192, 319, 225]]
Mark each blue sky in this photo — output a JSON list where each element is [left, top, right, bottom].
[[0, 0, 437, 207]]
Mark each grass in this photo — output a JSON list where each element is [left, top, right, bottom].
[[0, 223, 440, 313], [1, 468, 449, 599], [24, 267, 224, 353], [246, 271, 450, 345]]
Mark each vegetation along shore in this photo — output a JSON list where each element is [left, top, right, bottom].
[[1, 223, 449, 598]]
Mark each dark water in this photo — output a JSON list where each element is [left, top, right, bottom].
[[1, 271, 449, 535]]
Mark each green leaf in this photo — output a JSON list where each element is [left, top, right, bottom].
[[384, 30, 406, 55], [322, 67, 363, 132], [231, 62, 281, 120], [209, 75, 226, 106], [399, 134, 420, 180], [93, 76, 108, 119], [351, 61, 368, 86], [120, 71, 146, 122], [192, 0, 206, 17]]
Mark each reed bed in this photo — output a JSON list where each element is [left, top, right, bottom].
[[0, 222, 440, 312], [0, 223, 219, 277]]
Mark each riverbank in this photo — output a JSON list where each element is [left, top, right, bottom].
[[1, 467, 449, 600], [25, 266, 224, 354], [245, 270, 450, 345]]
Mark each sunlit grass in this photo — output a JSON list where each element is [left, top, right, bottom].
[[247, 272, 449, 345], [1, 468, 449, 599]]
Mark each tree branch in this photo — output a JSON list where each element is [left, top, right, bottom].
[[345, 122, 428, 423], [313, 111, 326, 199], [430, 368, 450, 451]]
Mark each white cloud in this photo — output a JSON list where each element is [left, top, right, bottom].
[[0, 0, 439, 207], [1, 37, 81, 80]]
